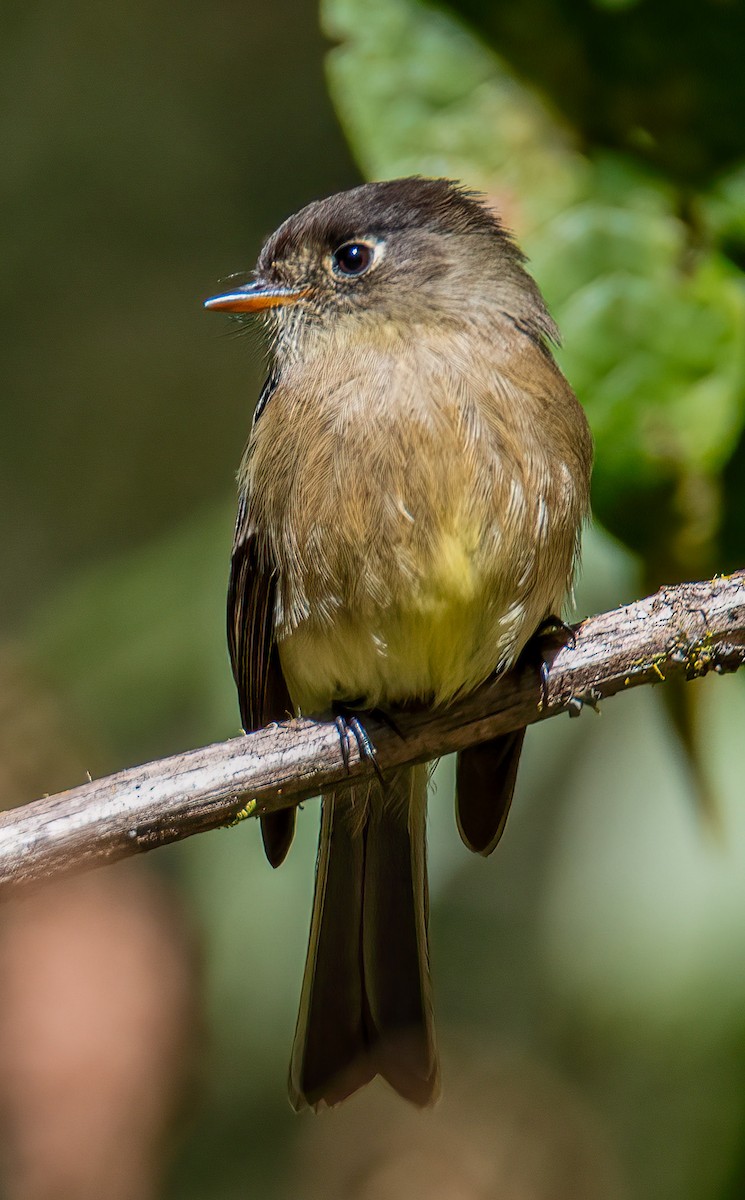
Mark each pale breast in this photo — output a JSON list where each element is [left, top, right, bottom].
[[245, 324, 591, 714]]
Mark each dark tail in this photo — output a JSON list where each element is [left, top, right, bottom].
[[288, 765, 439, 1111]]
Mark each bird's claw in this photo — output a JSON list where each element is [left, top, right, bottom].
[[334, 712, 385, 786], [535, 613, 577, 649], [526, 614, 578, 711]]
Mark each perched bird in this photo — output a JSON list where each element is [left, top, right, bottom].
[[205, 177, 592, 1112]]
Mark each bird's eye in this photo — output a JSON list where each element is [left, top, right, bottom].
[[332, 241, 374, 277]]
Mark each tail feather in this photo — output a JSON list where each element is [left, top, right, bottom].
[[363, 772, 438, 1103], [289, 765, 438, 1111], [288, 794, 369, 1110]]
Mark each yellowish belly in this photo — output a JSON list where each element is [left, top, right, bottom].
[[278, 530, 541, 715]]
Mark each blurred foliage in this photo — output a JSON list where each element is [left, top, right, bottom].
[[324, 0, 745, 586], [2, 0, 745, 1199], [448, 0, 745, 186], [0, 0, 357, 628]]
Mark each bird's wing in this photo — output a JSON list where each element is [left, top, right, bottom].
[[455, 730, 525, 856], [228, 479, 296, 867]]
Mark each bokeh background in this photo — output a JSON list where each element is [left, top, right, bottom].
[[2, 0, 745, 1196]]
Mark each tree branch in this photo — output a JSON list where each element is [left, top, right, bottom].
[[1, 572, 744, 893]]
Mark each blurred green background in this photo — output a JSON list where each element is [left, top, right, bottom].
[[1, 0, 745, 1197]]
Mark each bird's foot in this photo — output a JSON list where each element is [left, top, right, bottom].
[[524, 614, 578, 711], [534, 614, 577, 649], [333, 706, 385, 785]]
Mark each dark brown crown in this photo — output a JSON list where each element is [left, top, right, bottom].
[[259, 177, 520, 268]]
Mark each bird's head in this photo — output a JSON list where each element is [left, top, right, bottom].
[[204, 177, 557, 354]]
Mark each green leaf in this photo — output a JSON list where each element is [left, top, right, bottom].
[[322, 0, 745, 577]]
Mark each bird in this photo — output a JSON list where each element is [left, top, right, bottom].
[[204, 176, 593, 1112]]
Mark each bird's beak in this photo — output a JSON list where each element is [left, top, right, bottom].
[[203, 281, 308, 313]]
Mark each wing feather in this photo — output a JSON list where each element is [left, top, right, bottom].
[[228, 472, 296, 867]]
